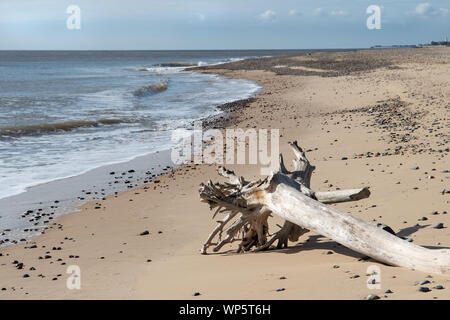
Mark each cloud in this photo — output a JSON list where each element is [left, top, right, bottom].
[[330, 10, 347, 16], [312, 8, 347, 17], [414, 2, 432, 15], [408, 2, 449, 16], [438, 7, 450, 15], [259, 9, 276, 22], [312, 8, 324, 16], [289, 9, 301, 16], [198, 13, 205, 21]]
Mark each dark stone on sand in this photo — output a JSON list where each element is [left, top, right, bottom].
[[385, 289, 393, 294], [433, 223, 444, 229], [193, 292, 201, 296], [23, 274, 30, 278], [376, 223, 396, 236], [419, 280, 430, 285], [366, 294, 380, 300], [418, 287, 431, 292], [276, 288, 285, 292], [433, 285, 444, 290], [140, 230, 150, 236]]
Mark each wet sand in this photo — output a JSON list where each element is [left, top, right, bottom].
[[0, 47, 449, 299]]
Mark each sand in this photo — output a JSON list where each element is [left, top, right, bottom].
[[0, 47, 449, 299]]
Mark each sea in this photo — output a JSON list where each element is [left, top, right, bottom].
[[0, 49, 310, 243]]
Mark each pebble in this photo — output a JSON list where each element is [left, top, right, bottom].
[[276, 288, 285, 292], [418, 287, 431, 292], [366, 294, 380, 300], [433, 285, 444, 290], [384, 289, 393, 294], [419, 280, 430, 285], [433, 223, 444, 229], [139, 230, 150, 236]]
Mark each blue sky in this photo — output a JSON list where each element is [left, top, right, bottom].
[[0, 0, 449, 49]]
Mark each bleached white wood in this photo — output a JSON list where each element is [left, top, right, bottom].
[[315, 188, 370, 204], [251, 173, 450, 275], [199, 141, 450, 274]]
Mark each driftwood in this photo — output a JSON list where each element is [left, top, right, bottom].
[[199, 141, 450, 275]]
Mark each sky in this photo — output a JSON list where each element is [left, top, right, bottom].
[[0, 0, 449, 50]]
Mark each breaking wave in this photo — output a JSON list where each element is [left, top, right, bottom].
[[0, 119, 125, 137], [133, 79, 168, 96]]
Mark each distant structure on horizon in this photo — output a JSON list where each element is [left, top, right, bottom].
[[371, 37, 449, 49], [370, 44, 421, 49]]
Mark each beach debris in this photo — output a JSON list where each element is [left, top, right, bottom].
[[199, 141, 450, 275]]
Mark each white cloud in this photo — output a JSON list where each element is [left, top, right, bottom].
[[312, 8, 324, 16], [198, 13, 205, 21], [330, 10, 347, 16], [414, 2, 432, 15], [438, 7, 450, 15], [259, 9, 276, 22], [408, 2, 449, 16], [289, 9, 301, 16]]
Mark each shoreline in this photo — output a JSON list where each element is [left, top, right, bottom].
[[0, 71, 262, 247], [0, 47, 449, 299]]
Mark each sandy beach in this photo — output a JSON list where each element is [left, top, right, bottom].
[[0, 47, 449, 299]]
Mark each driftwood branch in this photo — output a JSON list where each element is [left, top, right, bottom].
[[315, 188, 371, 204], [199, 141, 450, 275]]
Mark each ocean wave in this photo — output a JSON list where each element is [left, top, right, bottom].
[[133, 79, 168, 97], [157, 62, 198, 67], [0, 119, 125, 137]]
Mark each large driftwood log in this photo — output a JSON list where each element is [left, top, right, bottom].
[[199, 141, 450, 275]]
